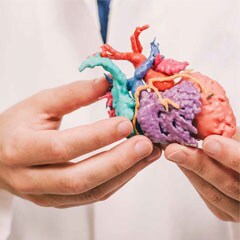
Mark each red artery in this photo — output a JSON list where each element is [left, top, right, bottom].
[[100, 25, 174, 91], [99, 91, 116, 117]]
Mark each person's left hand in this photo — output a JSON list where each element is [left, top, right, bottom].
[[164, 128, 240, 222]]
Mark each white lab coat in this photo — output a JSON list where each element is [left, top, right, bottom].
[[0, 0, 239, 239]]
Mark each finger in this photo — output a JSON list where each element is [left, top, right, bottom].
[[202, 134, 240, 173], [179, 167, 240, 221], [77, 145, 160, 203], [198, 191, 234, 221], [56, 177, 133, 208], [164, 144, 240, 201], [18, 174, 129, 208], [55, 180, 130, 208], [27, 180, 128, 208], [4, 117, 133, 166], [30, 76, 109, 116], [29, 147, 161, 207], [13, 135, 153, 194]]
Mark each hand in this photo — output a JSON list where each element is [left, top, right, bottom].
[[0, 77, 161, 208], [164, 128, 240, 222]]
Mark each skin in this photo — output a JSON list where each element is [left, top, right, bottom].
[[165, 127, 240, 222], [0, 76, 161, 208]]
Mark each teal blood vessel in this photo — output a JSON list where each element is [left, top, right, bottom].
[[79, 53, 136, 131]]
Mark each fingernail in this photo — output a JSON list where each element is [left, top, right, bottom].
[[167, 150, 186, 163], [95, 76, 109, 86], [145, 146, 161, 162], [117, 121, 133, 137], [135, 141, 153, 158], [94, 77, 103, 84], [203, 139, 221, 155]]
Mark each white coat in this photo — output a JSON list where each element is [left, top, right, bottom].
[[0, 0, 239, 239]]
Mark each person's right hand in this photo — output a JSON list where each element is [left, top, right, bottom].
[[0, 77, 161, 208]]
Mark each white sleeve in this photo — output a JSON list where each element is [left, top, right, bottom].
[[0, 190, 13, 240], [229, 222, 240, 240]]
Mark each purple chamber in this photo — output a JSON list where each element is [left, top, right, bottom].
[[137, 81, 201, 146]]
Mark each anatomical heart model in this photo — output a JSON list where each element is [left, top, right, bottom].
[[79, 25, 236, 147]]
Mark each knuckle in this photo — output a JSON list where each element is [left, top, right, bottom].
[[230, 158, 240, 171], [209, 192, 223, 204], [58, 176, 87, 194], [205, 187, 223, 204], [92, 132, 104, 148], [82, 191, 97, 202], [92, 187, 105, 200], [224, 181, 240, 199], [210, 172, 225, 186], [49, 137, 68, 161], [84, 187, 105, 202], [59, 179, 77, 194], [111, 158, 125, 174], [100, 192, 112, 201], [193, 162, 206, 176], [1, 141, 20, 167]]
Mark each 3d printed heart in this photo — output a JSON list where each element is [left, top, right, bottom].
[[79, 25, 236, 147]]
